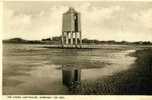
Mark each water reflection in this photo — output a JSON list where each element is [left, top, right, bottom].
[[62, 65, 81, 88]]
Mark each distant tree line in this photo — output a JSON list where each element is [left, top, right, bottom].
[[82, 38, 152, 45], [41, 36, 61, 41], [41, 37, 152, 45], [3, 36, 152, 45], [3, 38, 43, 44]]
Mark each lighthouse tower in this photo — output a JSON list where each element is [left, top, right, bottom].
[[62, 7, 82, 48]]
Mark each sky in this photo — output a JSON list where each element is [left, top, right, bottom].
[[3, 1, 152, 41]]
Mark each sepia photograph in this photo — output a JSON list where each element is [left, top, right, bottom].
[[2, 0, 152, 96]]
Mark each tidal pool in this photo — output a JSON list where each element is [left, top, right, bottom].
[[3, 43, 136, 95]]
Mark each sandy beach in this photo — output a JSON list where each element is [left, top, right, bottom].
[[3, 43, 152, 95], [67, 48, 152, 95]]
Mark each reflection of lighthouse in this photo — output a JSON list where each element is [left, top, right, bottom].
[[62, 65, 81, 86], [62, 7, 82, 48]]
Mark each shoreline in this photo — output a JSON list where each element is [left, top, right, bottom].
[[3, 43, 152, 95], [67, 48, 152, 95]]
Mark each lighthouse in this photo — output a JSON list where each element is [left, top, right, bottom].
[[62, 7, 82, 48]]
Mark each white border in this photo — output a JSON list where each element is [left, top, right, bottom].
[[1, 0, 152, 100]]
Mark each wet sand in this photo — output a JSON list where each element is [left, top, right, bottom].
[[68, 48, 152, 95], [3, 43, 151, 95]]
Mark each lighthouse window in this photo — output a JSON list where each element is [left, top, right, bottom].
[[74, 69, 78, 81]]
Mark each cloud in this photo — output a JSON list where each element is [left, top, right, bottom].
[[132, 8, 152, 29], [4, 5, 68, 40], [3, 2, 152, 41]]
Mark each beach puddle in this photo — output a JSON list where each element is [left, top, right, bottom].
[[3, 44, 137, 94], [81, 50, 136, 80]]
